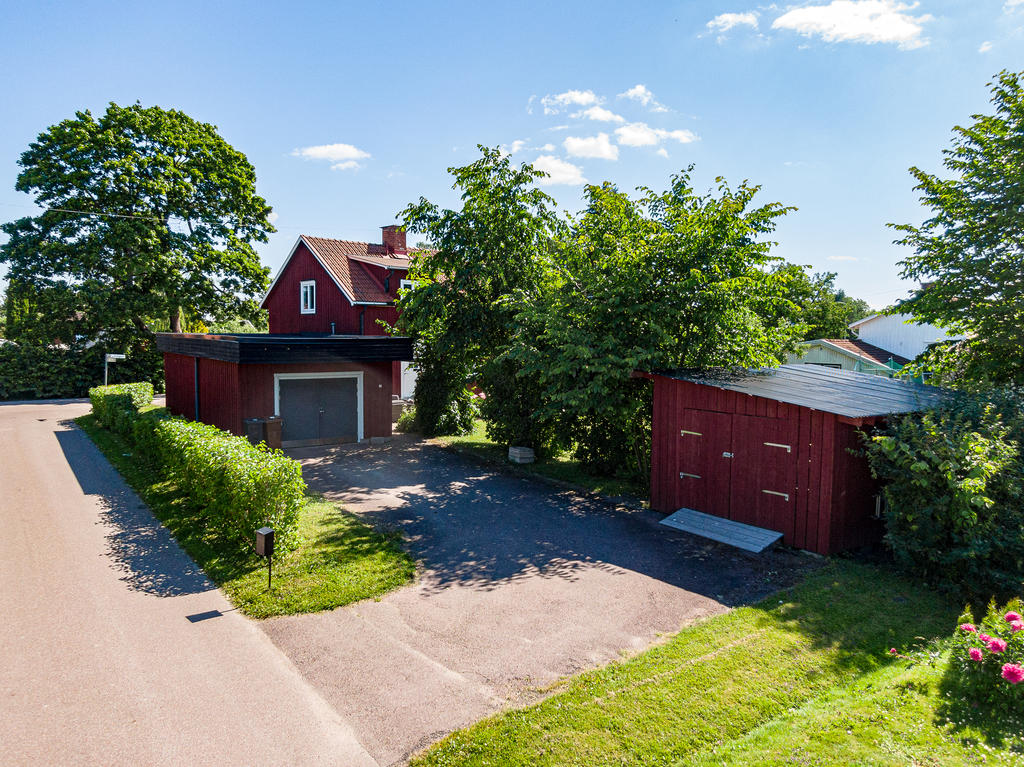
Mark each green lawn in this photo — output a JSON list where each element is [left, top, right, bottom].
[[77, 412, 415, 618], [431, 419, 644, 501], [412, 561, 1022, 766]]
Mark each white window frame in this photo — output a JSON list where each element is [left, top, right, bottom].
[[273, 371, 364, 442], [299, 280, 316, 314], [399, 278, 417, 292]]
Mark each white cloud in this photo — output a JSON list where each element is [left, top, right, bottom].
[[617, 84, 670, 113], [828, 255, 859, 261], [574, 105, 626, 123], [615, 122, 698, 147], [564, 133, 619, 160], [707, 12, 759, 32], [501, 139, 528, 156], [291, 142, 370, 170], [532, 155, 587, 185], [979, 40, 993, 52], [1006, 0, 1023, 8], [267, 211, 279, 224], [548, 125, 570, 132], [656, 148, 669, 158], [772, 1, 933, 50], [541, 89, 600, 115], [540, 143, 555, 151]]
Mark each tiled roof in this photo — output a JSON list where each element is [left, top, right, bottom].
[[821, 338, 911, 367], [301, 235, 410, 304]]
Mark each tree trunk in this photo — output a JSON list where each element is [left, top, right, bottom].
[[170, 306, 181, 333]]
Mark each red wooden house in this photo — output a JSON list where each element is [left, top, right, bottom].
[[640, 365, 948, 555], [261, 225, 416, 397]]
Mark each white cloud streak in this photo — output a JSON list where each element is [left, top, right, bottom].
[[615, 122, 698, 147], [563, 133, 619, 160], [772, 1, 933, 50], [574, 105, 626, 123], [617, 84, 669, 113], [291, 142, 371, 170], [533, 155, 587, 185], [979, 40, 993, 52], [706, 12, 759, 32], [541, 89, 600, 115]]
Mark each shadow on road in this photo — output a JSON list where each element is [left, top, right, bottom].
[[294, 439, 814, 607], [56, 425, 212, 598]]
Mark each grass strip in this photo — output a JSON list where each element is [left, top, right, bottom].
[[412, 561, 960, 766], [77, 412, 415, 618]]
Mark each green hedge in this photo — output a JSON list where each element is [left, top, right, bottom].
[[89, 383, 155, 434], [89, 382, 304, 554]]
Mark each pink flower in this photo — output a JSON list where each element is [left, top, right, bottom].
[[1011, 621, 1024, 633], [969, 647, 984, 661], [1001, 664, 1024, 684], [959, 623, 977, 633], [979, 633, 993, 643], [988, 638, 1008, 653], [1005, 611, 1023, 623], [889, 648, 898, 654]]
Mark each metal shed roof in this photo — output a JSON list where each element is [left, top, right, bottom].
[[653, 364, 951, 418]]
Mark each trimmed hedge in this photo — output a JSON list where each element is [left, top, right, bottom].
[[89, 383, 154, 435], [89, 382, 304, 554]]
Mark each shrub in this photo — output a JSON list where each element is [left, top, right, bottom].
[[863, 389, 1024, 600], [395, 404, 417, 433], [89, 383, 154, 434], [949, 598, 1024, 716], [147, 418, 305, 552], [411, 348, 478, 437]]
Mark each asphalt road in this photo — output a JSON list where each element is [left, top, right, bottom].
[[0, 400, 376, 767], [271, 438, 810, 766]]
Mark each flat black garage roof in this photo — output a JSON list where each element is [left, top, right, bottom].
[[155, 333, 413, 364]]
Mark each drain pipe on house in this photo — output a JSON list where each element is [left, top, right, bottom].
[[359, 307, 365, 335]]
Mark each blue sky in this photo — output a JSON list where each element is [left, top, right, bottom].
[[1, 0, 1022, 308]]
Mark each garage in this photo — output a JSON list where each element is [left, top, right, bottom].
[[157, 333, 412, 444], [276, 373, 361, 447], [639, 365, 949, 555]]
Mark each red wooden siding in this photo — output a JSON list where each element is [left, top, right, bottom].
[[163, 353, 195, 419], [263, 242, 404, 336], [649, 376, 882, 555], [197, 358, 242, 435]]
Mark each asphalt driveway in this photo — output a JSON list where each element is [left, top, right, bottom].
[[268, 437, 811, 766]]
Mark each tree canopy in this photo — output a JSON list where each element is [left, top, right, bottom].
[[770, 263, 871, 341], [0, 102, 275, 346], [892, 70, 1024, 384]]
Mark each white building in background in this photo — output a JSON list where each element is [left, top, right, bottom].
[[848, 313, 965, 362]]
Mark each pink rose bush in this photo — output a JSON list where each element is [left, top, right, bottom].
[[950, 598, 1024, 715]]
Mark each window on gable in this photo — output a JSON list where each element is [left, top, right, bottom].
[[399, 279, 417, 292], [300, 280, 316, 314]]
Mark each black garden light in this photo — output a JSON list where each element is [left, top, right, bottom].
[[255, 526, 274, 590]]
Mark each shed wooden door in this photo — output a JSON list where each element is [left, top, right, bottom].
[[279, 376, 359, 447], [729, 415, 798, 538], [675, 409, 732, 520]]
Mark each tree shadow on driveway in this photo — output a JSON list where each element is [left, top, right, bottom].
[[293, 438, 814, 607], [56, 423, 212, 598]]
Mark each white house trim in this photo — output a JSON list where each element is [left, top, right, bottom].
[[273, 371, 364, 442]]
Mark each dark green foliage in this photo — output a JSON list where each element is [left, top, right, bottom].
[[513, 172, 801, 480], [892, 70, 1024, 385], [769, 263, 872, 340], [399, 147, 559, 444], [0, 338, 162, 401], [409, 346, 478, 437], [89, 382, 154, 434], [88, 383, 305, 554], [0, 101, 274, 344], [947, 598, 1024, 718], [864, 389, 1024, 600]]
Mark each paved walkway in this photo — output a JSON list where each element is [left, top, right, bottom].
[[269, 438, 809, 766], [0, 401, 376, 767]]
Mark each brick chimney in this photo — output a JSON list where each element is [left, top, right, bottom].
[[381, 225, 406, 254]]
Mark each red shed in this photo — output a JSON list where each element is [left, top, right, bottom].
[[642, 365, 948, 555], [156, 333, 413, 447]]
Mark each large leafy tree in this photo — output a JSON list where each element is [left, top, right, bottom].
[[770, 263, 872, 340], [892, 70, 1024, 384], [511, 172, 801, 479], [398, 147, 561, 445], [0, 102, 274, 345]]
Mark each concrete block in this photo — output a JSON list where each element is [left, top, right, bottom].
[[508, 446, 535, 464]]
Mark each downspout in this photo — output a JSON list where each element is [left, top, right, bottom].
[[359, 307, 365, 335], [193, 356, 200, 421]]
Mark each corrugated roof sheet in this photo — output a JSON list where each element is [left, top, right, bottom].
[[654, 364, 951, 418]]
